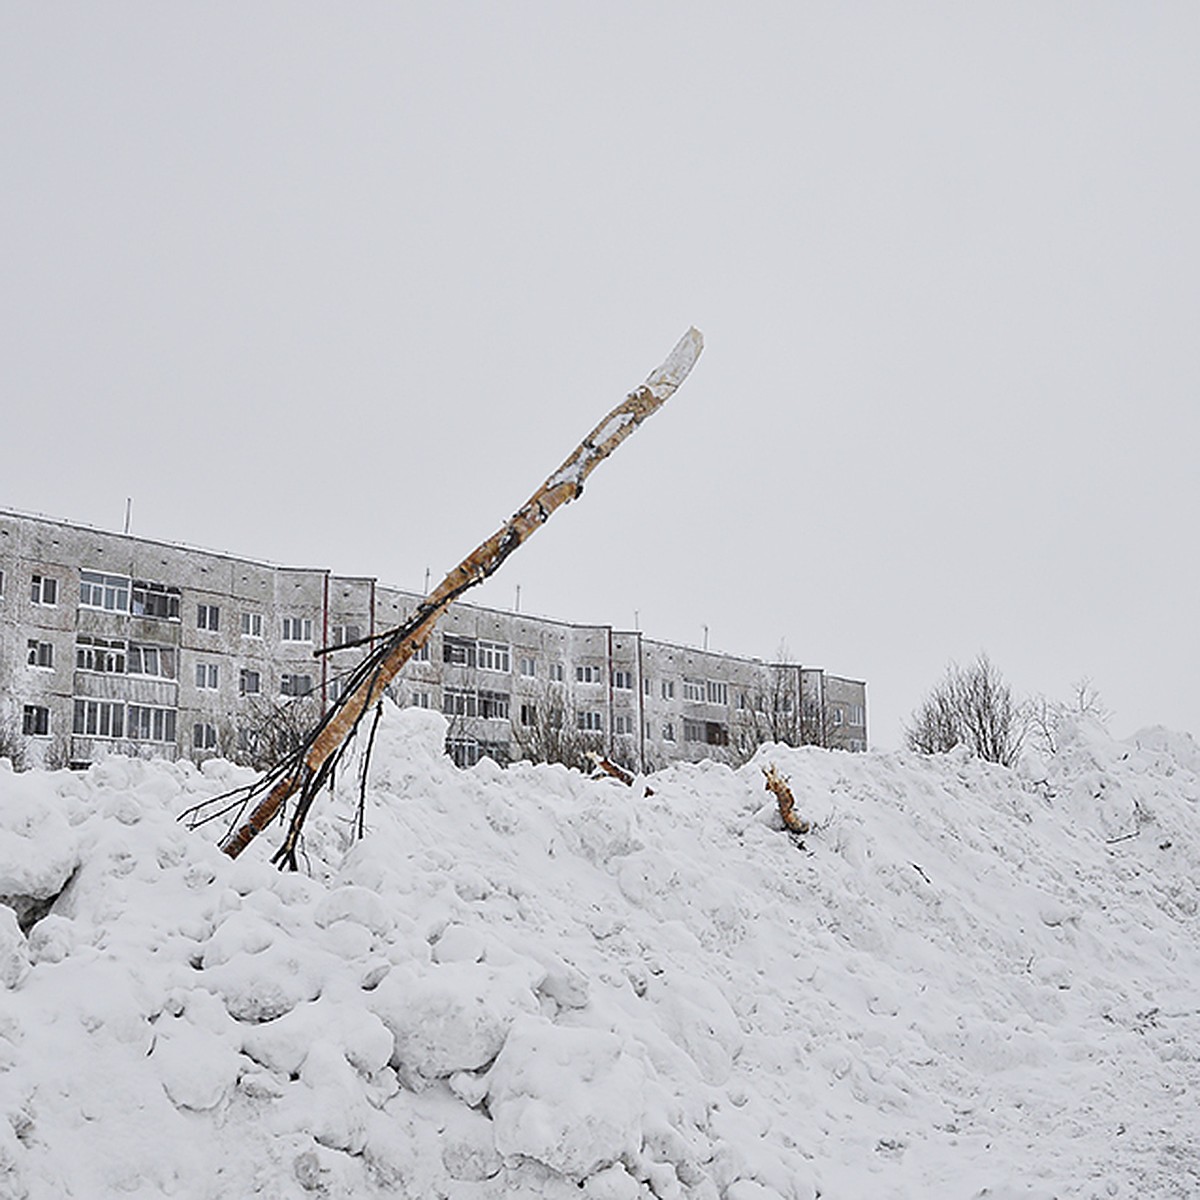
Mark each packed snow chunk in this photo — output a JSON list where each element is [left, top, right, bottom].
[[565, 788, 644, 865], [0, 776, 79, 928], [200, 934, 328, 1023], [243, 996, 393, 1078], [0, 906, 30, 989], [151, 1015, 241, 1111], [582, 1163, 647, 1199], [441, 1107, 503, 1181], [488, 1015, 647, 1180], [364, 704, 457, 785], [313, 884, 395, 939], [370, 961, 540, 1080], [200, 909, 279, 967], [431, 921, 487, 964], [650, 971, 744, 1086]]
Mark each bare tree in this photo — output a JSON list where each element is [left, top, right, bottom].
[[1028, 677, 1110, 755], [510, 677, 604, 771], [235, 694, 321, 771], [905, 654, 1026, 767], [0, 715, 29, 771]]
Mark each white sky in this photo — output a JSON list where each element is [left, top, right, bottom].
[[3, 4, 1198, 749]]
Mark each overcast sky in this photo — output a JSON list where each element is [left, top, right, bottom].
[[4, 4, 1198, 749]]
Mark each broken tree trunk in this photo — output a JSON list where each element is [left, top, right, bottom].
[[762, 764, 810, 834], [201, 327, 704, 865]]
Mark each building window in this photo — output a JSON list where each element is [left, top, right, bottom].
[[239, 669, 261, 696], [661, 680, 675, 700], [132, 580, 181, 620], [477, 641, 511, 673], [412, 640, 430, 662], [447, 737, 480, 768], [73, 699, 125, 739], [0, 568, 5, 598], [195, 662, 219, 690], [575, 665, 602, 684], [76, 635, 127, 674], [519, 702, 537, 726], [280, 674, 313, 697], [331, 623, 362, 648], [128, 705, 177, 743], [683, 678, 705, 703], [705, 721, 729, 746], [614, 714, 634, 736], [197, 603, 220, 631], [282, 616, 313, 642], [479, 740, 510, 766], [577, 711, 603, 733], [240, 611, 263, 638], [80, 571, 130, 612], [550, 662, 565, 683], [478, 690, 510, 720], [410, 690, 431, 709], [832, 707, 845, 726], [683, 718, 705, 743], [443, 636, 476, 667], [193, 723, 218, 751], [519, 656, 537, 678], [849, 705, 865, 727], [643, 677, 652, 696], [706, 680, 728, 706], [30, 574, 58, 606], [127, 643, 177, 679], [26, 640, 54, 668], [662, 721, 676, 742], [613, 670, 633, 691], [443, 687, 478, 717], [22, 705, 50, 737]]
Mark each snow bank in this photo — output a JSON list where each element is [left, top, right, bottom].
[[1, 706, 1199, 1198]]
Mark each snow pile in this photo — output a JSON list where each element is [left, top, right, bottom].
[[2, 707, 1200, 1198]]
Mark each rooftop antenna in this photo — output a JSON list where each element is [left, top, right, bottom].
[[703, 624, 709, 651], [515, 584, 521, 612], [123, 498, 132, 534]]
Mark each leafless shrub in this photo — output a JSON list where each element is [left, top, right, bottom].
[[1028, 677, 1110, 755], [236, 695, 321, 771], [905, 653, 1026, 768]]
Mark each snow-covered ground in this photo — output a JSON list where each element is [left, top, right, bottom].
[[2, 706, 1199, 1199]]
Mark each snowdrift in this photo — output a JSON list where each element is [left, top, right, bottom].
[[2, 707, 1199, 1199]]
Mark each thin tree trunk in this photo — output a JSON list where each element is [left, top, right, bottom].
[[217, 327, 704, 862]]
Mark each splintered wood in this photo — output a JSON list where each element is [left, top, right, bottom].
[[762, 764, 810, 834], [587, 752, 655, 797]]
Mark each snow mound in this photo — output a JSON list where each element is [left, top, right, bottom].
[[1, 704, 1199, 1198]]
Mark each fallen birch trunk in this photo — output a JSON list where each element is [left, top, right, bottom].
[[189, 328, 704, 865]]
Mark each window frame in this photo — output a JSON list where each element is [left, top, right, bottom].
[[22, 705, 50, 737], [477, 640, 511, 674], [131, 580, 181, 621], [281, 616, 314, 643], [30, 574, 59, 606], [26, 639, 54, 669]]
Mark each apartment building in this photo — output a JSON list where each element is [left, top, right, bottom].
[[0, 509, 867, 771]]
